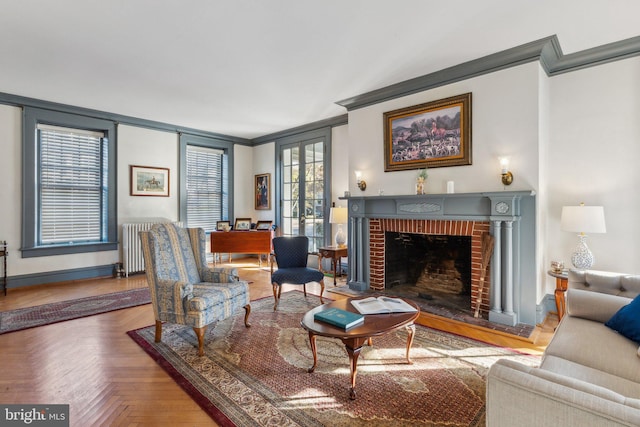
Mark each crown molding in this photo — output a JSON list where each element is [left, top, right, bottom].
[[0, 91, 251, 145], [337, 35, 640, 111], [251, 114, 348, 145]]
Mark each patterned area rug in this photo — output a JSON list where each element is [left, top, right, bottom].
[[128, 291, 540, 426], [0, 287, 151, 334]]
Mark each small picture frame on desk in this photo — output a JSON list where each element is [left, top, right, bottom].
[[216, 220, 231, 232], [255, 220, 272, 230], [234, 218, 252, 231]]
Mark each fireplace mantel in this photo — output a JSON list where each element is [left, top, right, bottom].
[[343, 190, 538, 326]]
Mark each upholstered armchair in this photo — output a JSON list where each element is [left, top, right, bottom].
[[270, 235, 325, 310], [140, 223, 251, 356]]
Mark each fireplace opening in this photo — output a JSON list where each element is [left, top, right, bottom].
[[384, 232, 472, 313]]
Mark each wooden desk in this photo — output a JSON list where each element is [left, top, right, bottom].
[[318, 246, 348, 286], [210, 231, 273, 266], [548, 269, 568, 321]]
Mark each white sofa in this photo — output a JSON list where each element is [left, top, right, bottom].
[[486, 270, 640, 426]]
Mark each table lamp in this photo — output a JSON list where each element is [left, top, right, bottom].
[[329, 206, 348, 247], [560, 203, 606, 270]]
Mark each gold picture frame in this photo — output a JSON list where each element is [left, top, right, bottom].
[[255, 173, 271, 210], [130, 165, 170, 196], [383, 93, 472, 171]]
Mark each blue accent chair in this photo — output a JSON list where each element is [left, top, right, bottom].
[[139, 223, 251, 356], [270, 236, 325, 310]]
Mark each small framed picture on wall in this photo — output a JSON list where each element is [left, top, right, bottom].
[[255, 173, 271, 210]]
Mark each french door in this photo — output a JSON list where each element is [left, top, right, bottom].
[[277, 129, 331, 253]]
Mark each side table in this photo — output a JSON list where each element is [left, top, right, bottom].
[[548, 269, 568, 321], [317, 246, 348, 286]]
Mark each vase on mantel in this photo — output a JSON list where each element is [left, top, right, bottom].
[[416, 177, 425, 195], [416, 168, 428, 195]]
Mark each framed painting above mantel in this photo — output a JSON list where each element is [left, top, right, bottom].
[[383, 92, 472, 172]]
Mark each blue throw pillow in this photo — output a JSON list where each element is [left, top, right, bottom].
[[605, 294, 640, 343]]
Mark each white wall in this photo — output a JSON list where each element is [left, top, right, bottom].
[[252, 142, 275, 222], [546, 57, 640, 278], [117, 125, 180, 223], [347, 63, 541, 197], [233, 144, 254, 219]]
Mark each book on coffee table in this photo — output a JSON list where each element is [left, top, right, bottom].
[[314, 307, 364, 330], [351, 296, 418, 315]]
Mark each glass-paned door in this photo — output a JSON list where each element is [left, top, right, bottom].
[[280, 139, 327, 252]]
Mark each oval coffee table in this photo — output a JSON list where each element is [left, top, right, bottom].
[[300, 297, 420, 399]]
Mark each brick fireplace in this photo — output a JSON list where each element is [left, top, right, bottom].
[[344, 191, 537, 327], [369, 218, 491, 316]]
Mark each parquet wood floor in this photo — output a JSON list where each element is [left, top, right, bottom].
[[0, 258, 557, 426]]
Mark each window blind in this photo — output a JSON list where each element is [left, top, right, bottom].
[[38, 124, 107, 245], [186, 145, 226, 232]]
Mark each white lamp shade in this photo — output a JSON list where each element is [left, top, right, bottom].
[[560, 205, 606, 234], [329, 207, 348, 224]]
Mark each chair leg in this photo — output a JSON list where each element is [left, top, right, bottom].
[[318, 278, 325, 304], [193, 326, 207, 356], [272, 282, 280, 311], [154, 320, 162, 343], [302, 283, 307, 297], [244, 304, 252, 327]]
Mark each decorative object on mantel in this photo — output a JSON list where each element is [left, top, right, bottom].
[[500, 157, 514, 186], [329, 206, 348, 247], [383, 92, 472, 172], [354, 170, 366, 191], [416, 168, 428, 195], [447, 180, 455, 193], [560, 203, 606, 270]]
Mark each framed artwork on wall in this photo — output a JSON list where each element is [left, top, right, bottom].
[[234, 218, 252, 231], [255, 173, 271, 210], [383, 93, 472, 171], [130, 165, 170, 196]]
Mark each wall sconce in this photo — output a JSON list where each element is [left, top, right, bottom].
[[355, 170, 366, 191], [500, 157, 513, 186]]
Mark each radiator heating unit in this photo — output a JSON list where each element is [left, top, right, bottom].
[[122, 221, 183, 277]]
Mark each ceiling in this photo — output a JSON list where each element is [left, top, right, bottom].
[[1, 0, 639, 140]]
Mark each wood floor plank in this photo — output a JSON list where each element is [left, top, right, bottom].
[[0, 257, 556, 426]]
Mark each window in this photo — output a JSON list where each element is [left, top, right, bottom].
[[22, 108, 117, 257], [185, 145, 227, 231], [179, 134, 234, 231]]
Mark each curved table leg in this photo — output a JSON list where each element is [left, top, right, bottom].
[[307, 331, 318, 373], [345, 345, 363, 400], [405, 323, 416, 364]]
